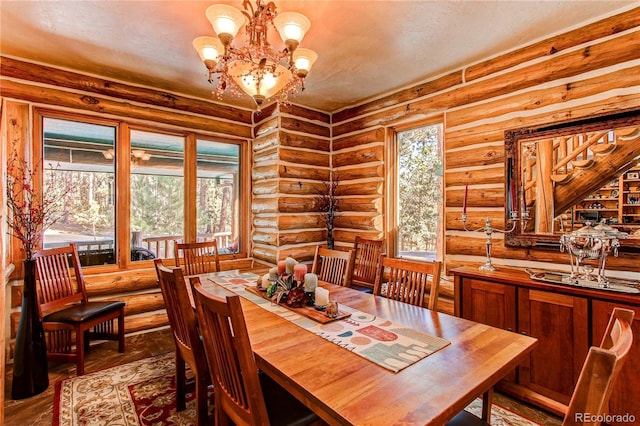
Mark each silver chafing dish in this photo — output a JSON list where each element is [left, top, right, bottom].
[[559, 220, 627, 287]]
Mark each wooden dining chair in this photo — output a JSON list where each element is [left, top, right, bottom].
[[373, 255, 442, 310], [447, 307, 635, 426], [563, 307, 634, 426], [174, 240, 220, 275], [351, 237, 384, 292], [191, 277, 320, 426], [34, 243, 125, 375], [311, 245, 354, 287], [154, 259, 211, 425]]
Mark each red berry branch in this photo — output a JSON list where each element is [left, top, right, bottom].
[[5, 120, 70, 260]]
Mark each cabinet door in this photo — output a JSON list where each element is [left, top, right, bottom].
[[592, 300, 640, 425], [518, 289, 589, 404], [461, 278, 517, 331]]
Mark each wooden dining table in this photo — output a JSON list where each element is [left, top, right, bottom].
[[197, 267, 538, 426]]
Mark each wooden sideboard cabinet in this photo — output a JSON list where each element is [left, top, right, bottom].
[[453, 267, 639, 422]]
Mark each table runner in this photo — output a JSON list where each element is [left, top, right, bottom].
[[202, 270, 450, 372]]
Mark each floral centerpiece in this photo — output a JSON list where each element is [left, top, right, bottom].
[[265, 274, 308, 307], [6, 141, 70, 399]]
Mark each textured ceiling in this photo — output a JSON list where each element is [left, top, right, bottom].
[[0, 1, 635, 112]]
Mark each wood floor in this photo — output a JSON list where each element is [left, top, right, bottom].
[[3, 327, 563, 425]]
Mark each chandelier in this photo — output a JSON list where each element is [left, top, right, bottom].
[[102, 149, 151, 165], [192, 0, 318, 108]]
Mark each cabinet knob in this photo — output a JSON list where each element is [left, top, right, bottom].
[[507, 328, 513, 332], [521, 331, 527, 336]]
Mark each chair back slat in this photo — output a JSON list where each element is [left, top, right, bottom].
[[192, 278, 270, 426], [374, 255, 442, 309], [175, 240, 220, 275], [352, 237, 384, 286], [312, 246, 354, 287], [563, 308, 634, 426], [35, 244, 86, 313]]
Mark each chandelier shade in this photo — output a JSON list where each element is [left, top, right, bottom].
[[230, 61, 292, 104], [205, 4, 246, 40], [292, 48, 318, 77], [193, 0, 318, 107], [274, 12, 311, 45], [192, 36, 224, 62]]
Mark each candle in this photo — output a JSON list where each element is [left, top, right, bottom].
[[277, 260, 286, 276], [521, 184, 526, 211], [315, 287, 329, 307], [285, 256, 297, 274], [293, 264, 307, 282], [269, 267, 278, 281], [463, 184, 468, 214], [261, 273, 270, 290], [304, 273, 318, 293]]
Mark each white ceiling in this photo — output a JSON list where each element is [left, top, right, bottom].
[[0, 1, 635, 113]]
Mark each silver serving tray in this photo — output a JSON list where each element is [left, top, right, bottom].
[[525, 269, 640, 294]]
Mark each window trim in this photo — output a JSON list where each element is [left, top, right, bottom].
[[34, 108, 249, 271], [386, 117, 444, 261]]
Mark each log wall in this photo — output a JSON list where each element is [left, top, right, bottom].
[[0, 94, 7, 417], [251, 103, 331, 264], [332, 128, 385, 246], [2, 6, 640, 366], [0, 58, 254, 360], [331, 7, 640, 280]]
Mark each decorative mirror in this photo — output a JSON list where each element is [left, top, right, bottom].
[[504, 108, 640, 249]]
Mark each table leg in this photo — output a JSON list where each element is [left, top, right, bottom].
[[481, 387, 494, 422]]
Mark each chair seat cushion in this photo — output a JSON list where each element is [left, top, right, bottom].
[[260, 372, 319, 426], [43, 301, 125, 324]]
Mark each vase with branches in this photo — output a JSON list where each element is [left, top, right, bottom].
[[315, 178, 339, 249], [6, 138, 71, 399], [6, 148, 69, 261]]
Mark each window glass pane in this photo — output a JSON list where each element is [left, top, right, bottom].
[[43, 117, 116, 266], [397, 124, 443, 260], [130, 130, 184, 261], [196, 139, 240, 254]]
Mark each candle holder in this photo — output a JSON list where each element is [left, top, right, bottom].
[[462, 209, 529, 271]]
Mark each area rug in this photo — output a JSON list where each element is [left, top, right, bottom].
[[53, 352, 214, 426], [465, 398, 542, 426], [54, 353, 541, 425]]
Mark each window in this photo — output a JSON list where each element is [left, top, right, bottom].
[[196, 138, 240, 254], [39, 112, 246, 268], [130, 129, 184, 261], [395, 123, 443, 261], [43, 117, 117, 266]]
